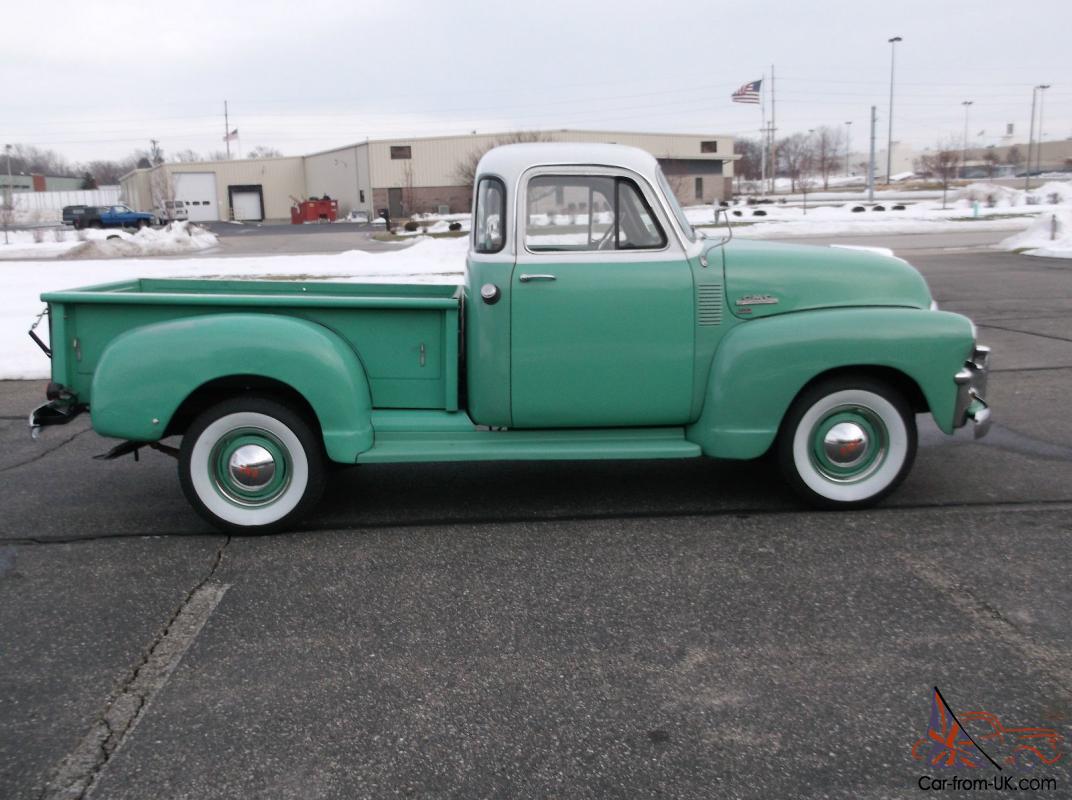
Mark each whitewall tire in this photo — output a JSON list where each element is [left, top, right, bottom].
[[179, 396, 326, 533], [777, 377, 917, 509]]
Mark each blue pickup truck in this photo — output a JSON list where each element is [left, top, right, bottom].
[[70, 204, 156, 230]]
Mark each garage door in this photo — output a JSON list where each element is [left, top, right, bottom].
[[174, 173, 218, 222], [231, 188, 263, 221]]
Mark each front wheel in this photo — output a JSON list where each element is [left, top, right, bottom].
[[777, 376, 917, 509], [179, 396, 326, 533]]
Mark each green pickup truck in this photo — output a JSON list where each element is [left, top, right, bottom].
[[29, 143, 991, 532]]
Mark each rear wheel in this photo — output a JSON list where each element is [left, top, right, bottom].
[[777, 376, 916, 509], [179, 396, 326, 533]]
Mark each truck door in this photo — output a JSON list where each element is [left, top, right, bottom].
[[510, 169, 694, 428]]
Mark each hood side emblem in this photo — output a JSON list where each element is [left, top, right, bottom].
[[735, 294, 779, 307]]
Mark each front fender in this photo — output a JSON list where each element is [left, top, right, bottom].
[[90, 313, 373, 462], [686, 308, 975, 459]]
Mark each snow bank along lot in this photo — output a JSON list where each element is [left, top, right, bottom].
[[687, 181, 1072, 240], [1, 236, 468, 380], [0, 222, 218, 260]]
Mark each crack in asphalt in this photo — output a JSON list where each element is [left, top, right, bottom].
[[976, 322, 1072, 345], [0, 427, 92, 474], [901, 554, 1072, 698], [991, 365, 1072, 373], [4, 499, 1072, 546], [38, 537, 231, 800]]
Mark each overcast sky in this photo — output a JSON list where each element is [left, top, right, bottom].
[[3, 0, 1069, 164]]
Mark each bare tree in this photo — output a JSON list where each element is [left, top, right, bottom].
[[1005, 145, 1024, 168], [778, 133, 816, 193], [921, 139, 961, 209], [982, 149, 1001, 178], [247, 145, 283, 159], [401, 161, 417, 216], [172, 149, 204, 163], [454, 131, 553, 188], [813, 126, 845, 190], [733, 137, 763, 192]]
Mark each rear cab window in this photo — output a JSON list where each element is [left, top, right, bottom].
[[473, 177, 506, 254]]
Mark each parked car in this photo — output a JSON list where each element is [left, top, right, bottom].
[[29, 143, 991, 532], [61, 205, 88, 226], [73, 204, 156, 229], [153, 200, 189, 223]]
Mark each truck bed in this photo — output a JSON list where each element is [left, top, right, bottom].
[[42, 277, 462, 411]]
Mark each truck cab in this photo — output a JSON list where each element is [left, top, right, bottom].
[[29, 143, 991, 533]]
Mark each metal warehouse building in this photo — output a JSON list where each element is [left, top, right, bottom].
[[120, 129, 737, 223]]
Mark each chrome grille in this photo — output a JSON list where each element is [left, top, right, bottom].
[[697, 283, 723, 326]]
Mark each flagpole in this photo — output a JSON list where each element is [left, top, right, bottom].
[[769, 65, 776, 194], [760, 71, 767, 193], [224, 100, 231, 160]]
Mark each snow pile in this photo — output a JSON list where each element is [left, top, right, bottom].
[[997, 210, 1072, 258], [957, 182, 1024, 206], [0, 227, 128, 259], [0, 236, 469, 379], [64, 222, 217, 259]]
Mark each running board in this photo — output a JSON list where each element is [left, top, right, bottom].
[[356, 418, 701, 464]]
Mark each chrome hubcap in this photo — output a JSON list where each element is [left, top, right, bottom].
[[228, 444, 276, 488], [823, 422, 869, 467]]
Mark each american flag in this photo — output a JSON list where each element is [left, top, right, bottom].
[[731, 79, 762, 104]]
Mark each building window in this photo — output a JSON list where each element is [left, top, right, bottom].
[[700, 140, 718, 153], [390, 145, 412, 160], [695, 177, 703, 200], [359, 190, 365, 203]]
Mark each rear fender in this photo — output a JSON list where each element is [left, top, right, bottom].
[[90, 313, 373, 462], [686, 308, 975, 458]]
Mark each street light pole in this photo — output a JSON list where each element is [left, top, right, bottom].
[[3, 144, 12, 246], [961, 101, 973, 180], [1025, 86, 1038, 191], [1035, 84, 1051, 179], [886, 36, 902, 183], [844, 121, 852, 177]]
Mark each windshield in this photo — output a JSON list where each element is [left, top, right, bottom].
[[655, 167, 696, 242]]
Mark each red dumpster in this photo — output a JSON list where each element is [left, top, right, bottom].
[[290, 198, 339, 224]]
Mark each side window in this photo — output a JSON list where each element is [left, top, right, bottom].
[[525, 175, 666, 252], [617, 180, 668, 250], [525, 176, 614, 252], [473, 177, 505, 254]]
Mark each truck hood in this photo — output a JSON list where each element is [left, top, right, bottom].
[[713, 238, 932, 320]]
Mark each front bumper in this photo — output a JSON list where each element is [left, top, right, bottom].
[[954, 344, 991, 439]]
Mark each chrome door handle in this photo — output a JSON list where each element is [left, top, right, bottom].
[[519, 273, 557, 283]]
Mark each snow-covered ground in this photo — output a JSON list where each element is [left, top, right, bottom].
[[0, 222, 218, 260], [1, 236, 468, 380]]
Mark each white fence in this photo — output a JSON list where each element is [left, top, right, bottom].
[[13, 186, 121, 211]]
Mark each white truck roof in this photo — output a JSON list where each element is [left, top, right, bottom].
[[475, 142, 661, 188]]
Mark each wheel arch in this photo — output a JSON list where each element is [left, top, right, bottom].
[[686, 307, 973, 459], [90, 313, 375, 463]]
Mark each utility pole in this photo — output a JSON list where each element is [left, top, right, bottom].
[[1025, 86, 1038, 191], [868, 106, 877, 202], [1035, 84, 1051, 179], [3, 144, 12, 246], [224, 100, 231, 159], [886, 36, 902, 183], [769, 64, 776, 194], [961, 100, 973, 179], [844, 121, 852, 176]]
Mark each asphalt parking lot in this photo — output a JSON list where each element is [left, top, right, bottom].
[[1, 238, 1070, 798]]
